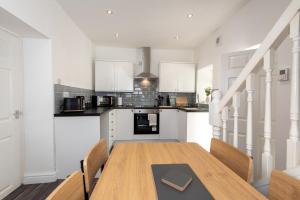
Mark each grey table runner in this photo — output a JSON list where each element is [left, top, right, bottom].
[[151, 164, 213, 200]]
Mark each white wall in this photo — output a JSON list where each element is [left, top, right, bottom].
[[95, 46, 195, 76], [195, 0, 291, 88], [23, 38, 55, 184], [0, 0, 94, 89]]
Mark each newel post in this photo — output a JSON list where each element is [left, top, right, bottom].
[[209, 90, 222, 139], [287, 12, 300, 169]]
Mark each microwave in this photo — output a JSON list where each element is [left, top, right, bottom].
[[92, 96, 115, 107], [63, 97, 84, 112]]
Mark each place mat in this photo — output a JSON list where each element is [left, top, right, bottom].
[[151, 164, 213, 200]]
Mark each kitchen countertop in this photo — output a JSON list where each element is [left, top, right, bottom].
[[54, 105, 209, 117]]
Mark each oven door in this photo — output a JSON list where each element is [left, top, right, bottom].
[[134, 113, 159, 134]]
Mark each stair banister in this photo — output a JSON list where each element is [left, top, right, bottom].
[[287, 11, 300, 169], [217, 0, 300, 114]]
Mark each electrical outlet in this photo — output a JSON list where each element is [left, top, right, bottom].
[[63, 92, 70, 98]]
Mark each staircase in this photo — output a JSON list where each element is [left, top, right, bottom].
[[209, 0, 300, 187]]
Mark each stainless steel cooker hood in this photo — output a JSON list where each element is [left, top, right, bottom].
[[135, 47, 158, 79]]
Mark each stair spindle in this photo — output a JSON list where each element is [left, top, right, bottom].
[[246, 74, 255, 157], [222, 107, 228, 142], [287, 12, 300, 169], [262, 49, 274, 177], [232, 93, 240, 148]]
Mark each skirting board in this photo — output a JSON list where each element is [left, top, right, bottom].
[[23, 171, 57, 184]]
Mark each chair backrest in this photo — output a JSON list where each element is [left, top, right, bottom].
[[46, 171, 84, 200], [83, 139, 108, 195], [210, 138, 253, 182], [269, 170, 300, 200]]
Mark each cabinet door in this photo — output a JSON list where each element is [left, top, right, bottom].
[[159, 109, 178, 139], [159, 63, 178, 92], [177, 63, 195, 93], [95, 61, 115, 92], [115, 109, 134, 140], [115, 62, 133, 92], [177, 110, 187, 142]]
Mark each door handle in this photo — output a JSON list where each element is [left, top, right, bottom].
[[13, 110, 22, 119]]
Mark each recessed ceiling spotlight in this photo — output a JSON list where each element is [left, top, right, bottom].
[[106, 9, 113, 15], [114, 33, 119, 38], [187, 13, 193, 18]]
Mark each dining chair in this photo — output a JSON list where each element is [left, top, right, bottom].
[[268, 170, 300, 200], [210, 138, 253, 183], [82, 139, 108, 197], [46, 171, 84, 200]]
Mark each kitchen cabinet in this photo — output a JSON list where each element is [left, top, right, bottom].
[[101, 109, 134, 150], [177, 110, 187, 141], [159, 109, 179, 139], [114, 109, 134, 140], [95, 61, 134, 92], [54, 116, 101, 179], [159, 62, 195, 93], [177, 111, 212, 151]]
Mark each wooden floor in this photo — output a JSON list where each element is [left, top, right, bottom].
[[3, 181, 63, 200], [4, 179, 98, 200]]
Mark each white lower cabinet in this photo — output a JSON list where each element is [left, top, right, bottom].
[[54, 117, 101, 179], [177, 111, 212, 151], [114, 109, 134, 140], [159, 109, 179, 139], [101, 109, 134, 151], [177, 110, 187, 141]]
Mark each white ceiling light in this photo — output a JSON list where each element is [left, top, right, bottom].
[[187, 13, 193, 18], [114, 33, 119, 38], [106, 9, 113, 15], [174, 34, 180, 40]]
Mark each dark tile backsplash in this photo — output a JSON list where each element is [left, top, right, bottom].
[[95, 79, 196, 107], [54, 79, 196, 113], [54, 84, 94, 113]]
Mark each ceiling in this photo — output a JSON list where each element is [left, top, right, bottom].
[[57, 0, 249, 48]]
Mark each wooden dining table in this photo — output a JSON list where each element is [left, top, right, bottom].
[[90, 142, 267, 200]]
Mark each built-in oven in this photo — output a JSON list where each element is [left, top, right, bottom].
[[134, 109, 159, 135]]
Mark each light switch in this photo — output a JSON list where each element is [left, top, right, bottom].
[[63, 92, 70, 98], [278, 68, 289, 81]]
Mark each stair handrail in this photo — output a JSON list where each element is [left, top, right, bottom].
[[217, 0, 300, 113]]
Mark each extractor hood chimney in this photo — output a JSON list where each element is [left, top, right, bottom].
[[135, 47, 157, 79]]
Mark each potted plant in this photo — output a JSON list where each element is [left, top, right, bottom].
[[204, 87, 212, 104]]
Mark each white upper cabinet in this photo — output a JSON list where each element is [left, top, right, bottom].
[[177, 63, 196, 93], [95, 61, 115, 92], [159, 62, 195, 93], [95, 61, 134, 92], [115, 62, 134, 92]]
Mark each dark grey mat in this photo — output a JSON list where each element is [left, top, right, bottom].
[[151, 164, 213, 200]]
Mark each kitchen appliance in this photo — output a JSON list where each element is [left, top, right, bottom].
[[134, 109, 159, 134], [135, 47, 158, 79], [92, 96, 115, 107], [117, 97, 123, 106], [76, 96, 85, 109], [63, 97, 84, 112]]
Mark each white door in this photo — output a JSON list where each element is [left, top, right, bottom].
[[159, 63, 178, 92], [177, 63, 195, 93], [221, 49, 255, 151], [0, 29, 22, 199], [95, 61, 115, 92], [115, 62, 133, 92]]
